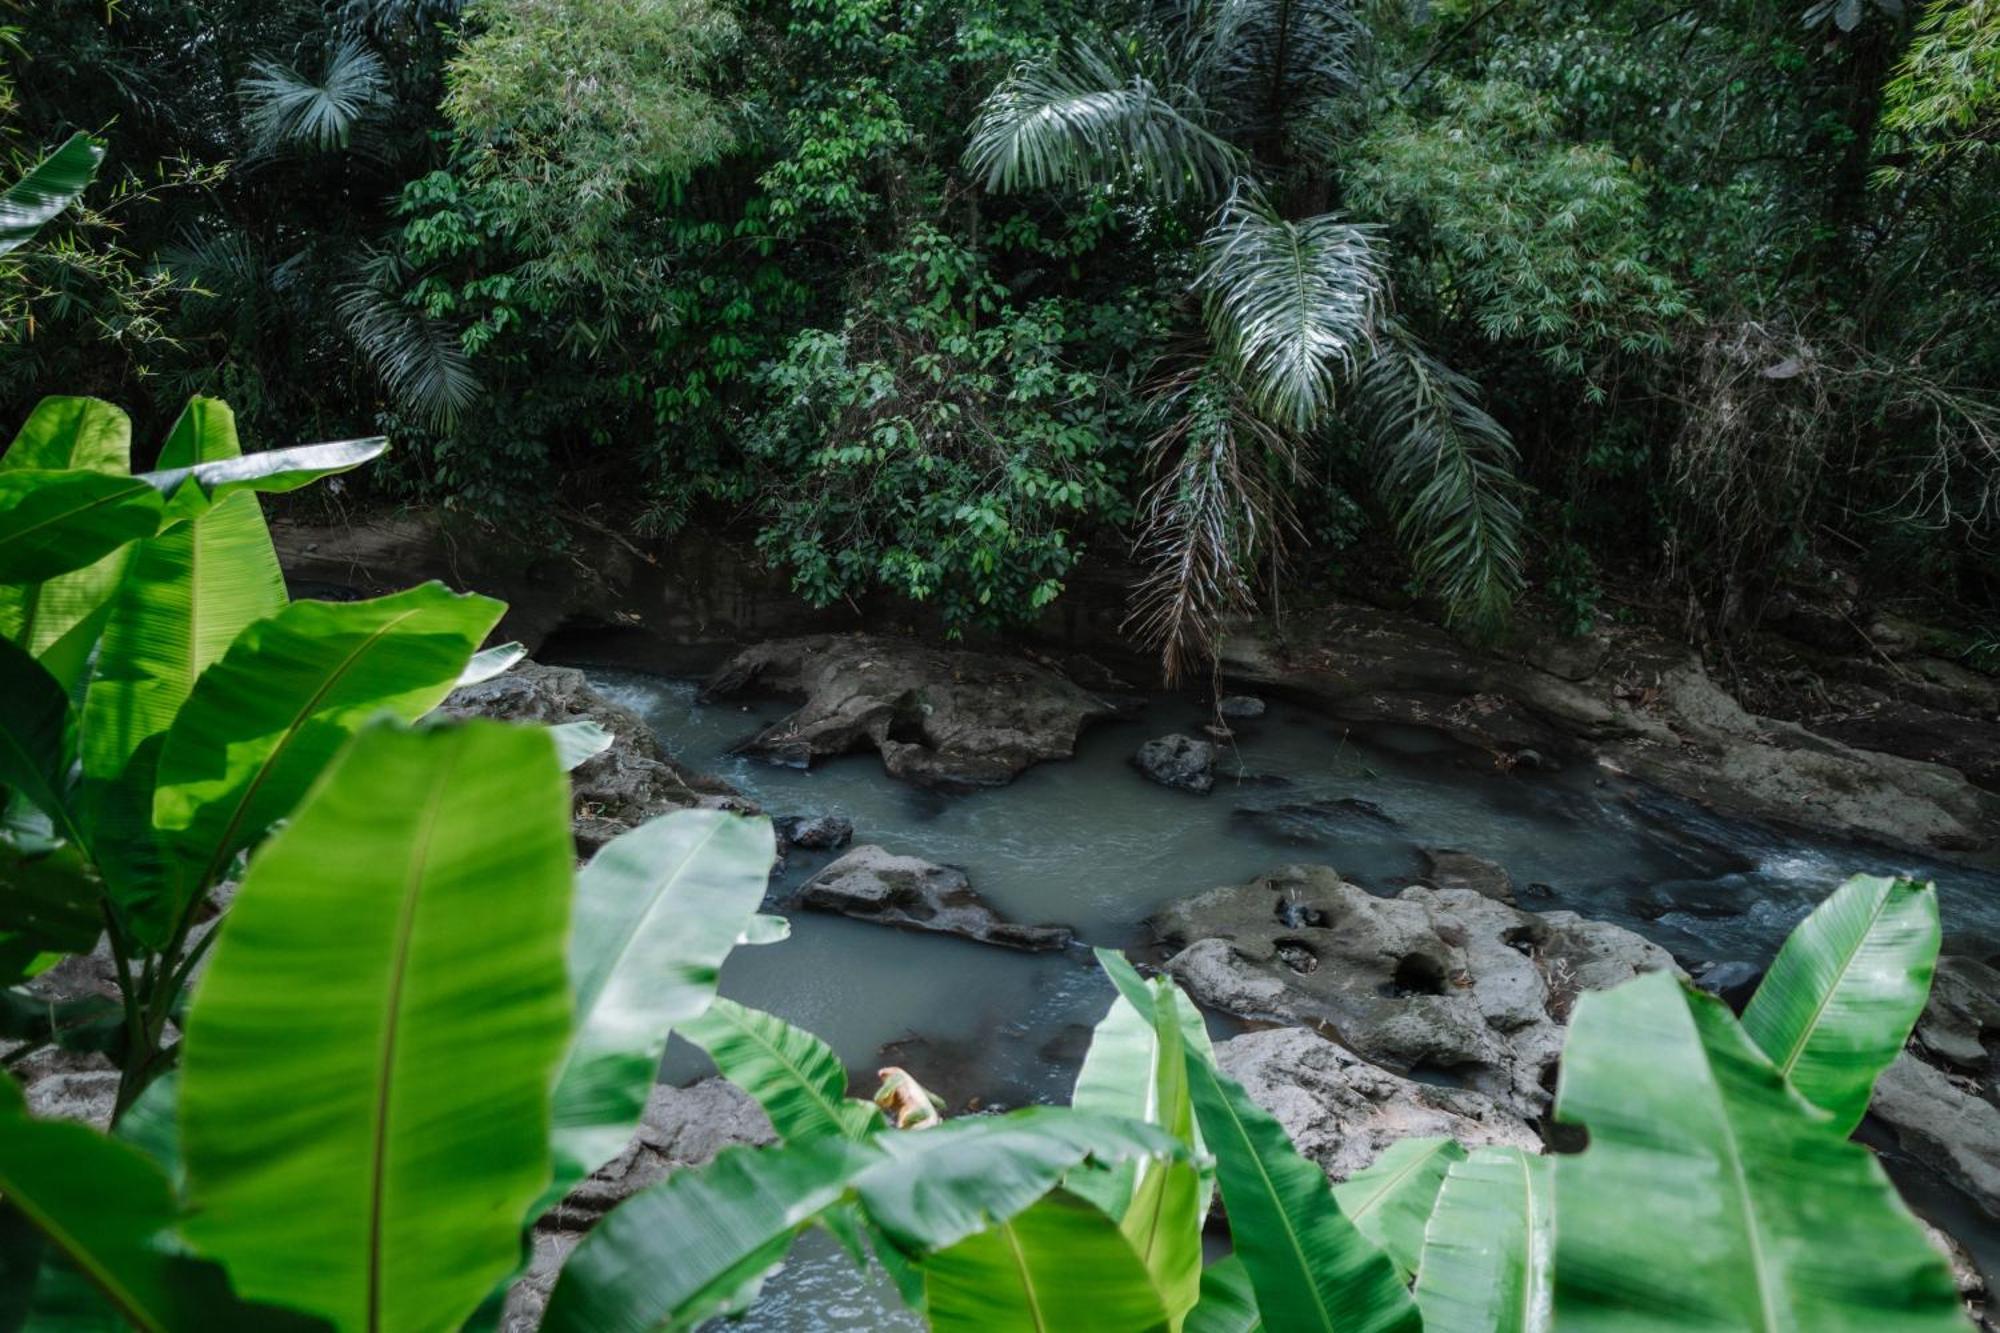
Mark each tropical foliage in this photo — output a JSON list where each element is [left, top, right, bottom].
[[6, 0, 1996, 671]]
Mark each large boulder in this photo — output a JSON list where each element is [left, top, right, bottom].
[[504, 1079, 775, 1330], [704, 635, 1113, 789], [1153, 865, 1679, 1118], [1869, 1053, 2000, 1218], [1216, 1027, 1539, 1182], [798, 845, 1073, 952], [442, 660, 754, 854], [1134, 734, 1216, 794]]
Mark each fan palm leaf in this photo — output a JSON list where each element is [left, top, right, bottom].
[[965, 43, 1241, 202], [239, 38, 390, 153]]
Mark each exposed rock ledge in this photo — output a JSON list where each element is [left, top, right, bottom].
[[798, 845, 1073, 951], [1217, 607, 2000, 869], [705, 634, 1114, 788], [1152, 864, 1680, 1119]]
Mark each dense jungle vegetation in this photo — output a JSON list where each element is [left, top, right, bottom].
[[7, 0, 1999, 673]]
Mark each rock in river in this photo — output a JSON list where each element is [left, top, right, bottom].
[[442, 660, 754, 855], [776, 812, 855, 852], [1866, 954, 2000, 1219], [798, 845, 1073, 952], [705, 634, 1114, 788], [1134, 734, 1216, 794], [1153, 864, 1679, 1118], [1216, 695, 1267, 719]]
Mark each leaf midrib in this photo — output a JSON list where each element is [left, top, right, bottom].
[[1771, 883, 1897, 1079], [365, 732, 457, 1333], [0, 478, 151, 552], [0, 1159, 164, 1332], [1206, 1067, 1336, 1333], [716, 1005, 854, 1138]]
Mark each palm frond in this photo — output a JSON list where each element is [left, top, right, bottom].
[[335, 252, 481, 430], [1126, 363, 1299, 683], [1194, 0, 1364, 160], [1355, 330, 1525, 633], [964, 43, 1241, 202], [1200, 184, 1381, 433], [240, 38, 390, 154]]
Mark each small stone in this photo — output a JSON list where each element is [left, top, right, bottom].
[[777, 813, 854, 851], [1134, 734, 1216, 794], [798, 845, 1072, 952], [1217, 695, 1267, 719]]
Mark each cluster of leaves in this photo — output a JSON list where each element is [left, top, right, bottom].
[[742, 225, 1144, 632]]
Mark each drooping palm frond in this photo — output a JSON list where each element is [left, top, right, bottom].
[[1354, 330, 1525, 633], [964, 43, 1242, 203], [240, 39, 391, 154], [1194, 0, 1364, 162], [1199, 184, 1381, 433], [335, 251, 481, 429], [1126, 362, 1300, 683]]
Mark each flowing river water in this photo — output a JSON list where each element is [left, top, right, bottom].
[[575, 665, 2000, 1328]]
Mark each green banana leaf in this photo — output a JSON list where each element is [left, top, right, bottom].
[[0, 840, 101, 959], [0, 398, 135, 691], [1412, 1146, 1551, 1333], [115, 1070, 182, 1187], [548, 719, 613, 771], [1333, 1135, 1466, 1282], [181, 721, 574, 1333], [455, 642, 526, 687], [0, 1070, 183, 1330], [1740, 873, 1940, 1135], [1552, 971, 1963, 1330], [144, 582, 503, 943], [0, 635, 84, 845], [0, 468, 163, 584], [539, 1138, 871, 1333], [856, 1108, 1187, 1257], [680, 997, 881, 1142], [139, 438, 386, 524], [82, 397, 286, 784], [1184, 1051, 1420, 1333], [924, 1190, 1171, 1333], [0, 133, 102, 256], [540, 810, 774, 1214], [1185, 1257, 1262, 1333]]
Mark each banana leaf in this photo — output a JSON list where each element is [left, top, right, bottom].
[[1332, 1135, 1465, 1282], [924, 1190, 1171, 1333], [1412, 1146, 1551, 1333], [1552, 971, 1962, 1330], [180, 722, 573, 1333], [680, 997, 880, 1142], [0, 133, 102, 256], [1740, 873, 1940, 1135]]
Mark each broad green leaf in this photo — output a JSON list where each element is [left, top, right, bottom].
[[1, 398, 135, 690], [1333, 1136, 1466, 1282], [541, 811, 774, 1213], [549, 719, 613, 771], [924, 1191, 1171, 1333], [0, 840, 102, 958], [455, 642, 525, 687], [0, 469, 163, 584], [3, 397, 130, 472], [1740, 874, 1940, 1135], [739, 913, 791, 946], [1185, 1257, 1262, 1333], [140, 438, 386, 524], [1552, 972, 1962, 1330], [681, 998, 880, 1143], [82, 397, 286, 783], [181, 722, 573, 1333], [145, 582, 503, 942], [540, 1138, 869, 1333], [0, 1072, 190, 1332], [0, 635, 83, 844], [116, 1071, 182, 1189], [855, 1108, 1187, 1257], [1184, 1051, 1419, 1333], [1413, 1146, 1551, 1333], [0, 133, 102, 256]]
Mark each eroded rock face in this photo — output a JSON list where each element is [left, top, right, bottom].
[[1217, 1027, 1539, 1182], [798, 845, 1073, 952], [441, 660, 755, 854], [503, 1080, 775, 1331], [1134, 734, 1216, 794], [1153, 865, 1679, 1118], [705, 635, 1113, 789], [1870, 1053, 2000, 1218]]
